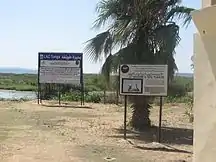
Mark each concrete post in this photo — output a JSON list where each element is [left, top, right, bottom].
[[192, 1, 216, 161], [202, 0, 216, 7]]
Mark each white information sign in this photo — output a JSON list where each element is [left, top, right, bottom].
[[39, 53, 82, 84], [120, 64, 168, 96]]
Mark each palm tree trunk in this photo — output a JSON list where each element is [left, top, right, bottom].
[[129, 96, 151, 131]]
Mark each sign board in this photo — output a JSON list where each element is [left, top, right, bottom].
[[119, 64, 168, 96], [38, 52, 83, 84]]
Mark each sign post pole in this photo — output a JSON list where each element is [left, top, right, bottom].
[[158, 96, 163, 143], [80, 56, 84, 106], [81, 83, 83, 106], [37, 85, 40, 104], [39, 84, 42, 104], [37, 79, 40, 105], [58, 84, 61, 105], [37, 54, 40, 104], [82, 59, 85, 106], [124, 95, 127, 140], [119, 64, 168, 141]]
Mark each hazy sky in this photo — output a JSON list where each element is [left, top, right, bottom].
[[0, 0, 200, 73]]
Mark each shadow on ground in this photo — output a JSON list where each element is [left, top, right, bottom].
[[109, 126, 193, 146], [41, 104, 92, 109], [134, 144, 192, 154]]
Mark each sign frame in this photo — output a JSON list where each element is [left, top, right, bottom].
[[38, 52, 83, 84], [119, 64, 168, 97], [37, 52, 84, 105], [121, 78, 143, 94], [119, 64, 168, 143]]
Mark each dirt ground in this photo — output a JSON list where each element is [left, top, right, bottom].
[[0, 100, 193, 162]]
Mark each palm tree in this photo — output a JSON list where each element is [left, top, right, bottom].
[[84, 0, 194, 131]]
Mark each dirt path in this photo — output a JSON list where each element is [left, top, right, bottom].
[[0, 101, 193, 162], [0, 102, 79, 162], [1, 131, 77, 162]]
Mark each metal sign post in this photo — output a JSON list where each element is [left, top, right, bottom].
[[158, 96, 163, 143], [58, 84, 61, 105], [124, 95, 128, 139], [80, 55, 84, 106], [37, 54, 40, 104], [39, 84, 42, 104], [81, 81, 84, 106], [119, 64, 168, 143]]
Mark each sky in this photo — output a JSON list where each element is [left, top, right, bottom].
[[0, 0, 201, 73]]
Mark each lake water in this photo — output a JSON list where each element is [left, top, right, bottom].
[[0, 90, 37, 100]]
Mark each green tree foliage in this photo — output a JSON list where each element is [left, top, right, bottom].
[[84, 0, 194, 130], [0, 73, 37, 91]]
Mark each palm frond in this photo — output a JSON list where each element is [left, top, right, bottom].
[[100, 44, 137, 83], [85, 0, 195, 81], [93, 0, 119, 29], [101, 54, 114, 83], [84, 31, 112, 62], [154, 23, 180, 79], [113, 19, 137, 46], [155, 23, 180, 52], [166, 0, 182, 6], [167, 6, 195, 27]]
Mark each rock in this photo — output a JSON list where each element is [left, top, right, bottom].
[[104, 157, 116, 161]]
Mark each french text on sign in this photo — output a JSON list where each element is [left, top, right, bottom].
[[119, 64, 168, 96], [39, 53, 82, 60], [40, 60, 80, 68], [38, 52, 83, 84]]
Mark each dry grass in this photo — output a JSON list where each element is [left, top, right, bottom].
[[0, 100, 193, 162]]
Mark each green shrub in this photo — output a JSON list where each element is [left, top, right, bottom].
[[184, 95, 194, 123], [85, 92, 102, 103], [61, 91, 102, 103], [61, 91, 81, 101], [168, 83, 187, 97], [164, 95, 192, 104], [168, 76, 193, 97]]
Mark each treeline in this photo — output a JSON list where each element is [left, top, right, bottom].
[[0, 73, 37, 91], [0, 73, 193, 104]]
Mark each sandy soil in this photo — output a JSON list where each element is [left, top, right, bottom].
[[0, 100, 193, 162]]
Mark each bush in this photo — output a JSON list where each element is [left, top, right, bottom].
[[85, 92, 102, 103], [163, 95, 193, 104], [61, 91, 81, 101], [184, 95, 194, 123], [168, 76, 193, 97], [168, 82, 187, 97], [60, 91, 121, 104], [61, 91, 102, 103]]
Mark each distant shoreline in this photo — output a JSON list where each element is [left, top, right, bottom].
[[175, 73, 193, 78], [0, 67, 193, 77], [0, 72, 193, 92]]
